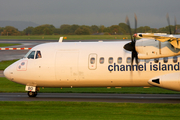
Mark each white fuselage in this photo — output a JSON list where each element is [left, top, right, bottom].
[[4, 41, 180, 91]]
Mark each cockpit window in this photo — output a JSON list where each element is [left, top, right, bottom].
[[27, 51, 35, 59], [23, 50, 32, 58], [35, 51, 42, 59]]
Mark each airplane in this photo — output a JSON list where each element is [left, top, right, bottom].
[[3, 14, 180, 97]]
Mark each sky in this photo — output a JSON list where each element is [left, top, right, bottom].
[[0, 0, 180, 28]]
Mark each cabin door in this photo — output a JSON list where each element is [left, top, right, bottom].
[[55, 50, 79, 81]]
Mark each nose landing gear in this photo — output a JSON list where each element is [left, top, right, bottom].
[[25, 86, 40, 97], [28, 91, 37, 97]]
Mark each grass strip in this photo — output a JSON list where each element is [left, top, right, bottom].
[[0, 59, 18, 70], [0, 43, 21, 47], [0, 101, 180, 120], [0, 77, 179, 94]]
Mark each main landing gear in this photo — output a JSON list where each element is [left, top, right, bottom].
[[25, 86, 40, 97]]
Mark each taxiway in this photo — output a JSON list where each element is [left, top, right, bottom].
[[0, 93, 180, 103]]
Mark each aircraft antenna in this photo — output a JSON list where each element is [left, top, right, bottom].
[[59, 37, 63, 42]]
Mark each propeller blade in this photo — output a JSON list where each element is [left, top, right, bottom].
[[135, 51, 139, 71], [126, 16, 133, 42], [135, 51, 138, 65], [174, 16, 177, 34], [166, 13, 172, 34], [124, 14, 139, 72], [134, 13, 137, 34], [174, 17, 178, 45], [134, 13, 137, 42], [131, 51, 139, 71], [131, 52, 135, 71]]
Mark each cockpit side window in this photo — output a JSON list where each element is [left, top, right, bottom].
[[35, 51, 42, 59], [27, 51, 35, 59], [23, 50, 32, 58]]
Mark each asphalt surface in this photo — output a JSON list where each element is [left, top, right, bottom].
[[0, 93, 180, 103], [1, 39, 180, 103], [0, 39, 51, 61]]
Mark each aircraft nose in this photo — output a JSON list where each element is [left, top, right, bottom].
[[4, 66, 12, 80]]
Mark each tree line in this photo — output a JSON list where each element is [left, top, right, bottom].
[[0, 23, 179, 36]]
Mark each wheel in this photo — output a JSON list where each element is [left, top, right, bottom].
[[28, 91, 37, 97]]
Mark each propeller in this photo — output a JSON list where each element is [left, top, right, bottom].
[[166, 13, 178, 46], [123, 14, 139, 71], [167, 13, 177, 34], [166, 13, 172, 34], [174, 16, 177, 34]]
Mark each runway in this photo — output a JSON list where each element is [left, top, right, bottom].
[[0, 93, 180, 103]]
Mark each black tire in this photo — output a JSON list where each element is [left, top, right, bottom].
[[28, 91, 37, 97]]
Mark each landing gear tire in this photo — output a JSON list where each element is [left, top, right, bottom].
[[28, 91, 37, 97]]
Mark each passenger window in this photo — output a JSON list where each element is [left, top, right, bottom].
[[90, 57, 95, 64], [27, 51, 35, 59], [145, 59, 150, 63], [173, 56, 178, 63], [127, 57, 131, 63], [109, 57, 113, 64], [99, 57, 104, 64], [117, 57, 122, 64], [163, 57, 168, 63], [154, 58, 159, 63], [35, 51, 42, 59]]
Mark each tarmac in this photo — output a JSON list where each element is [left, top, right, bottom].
[[0, 93, 180, 103]]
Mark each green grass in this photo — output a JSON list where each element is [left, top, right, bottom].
[[0, 59, 18, 70], [0, 101, 180, 120], [0, 77, 179, 94], [0, 35, 130, 40], [0, 43, 21, 47]]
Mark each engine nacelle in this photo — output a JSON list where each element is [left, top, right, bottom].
[[136, 39, 180, 59], [148, 72, 180, 91]]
